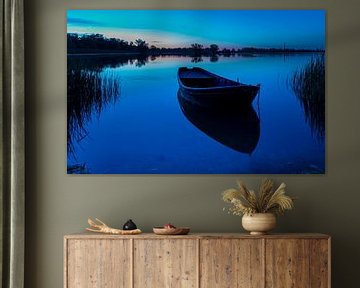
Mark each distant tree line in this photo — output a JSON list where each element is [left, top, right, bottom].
[[67, 33, 148, 54], [67, 33, 324, 55]]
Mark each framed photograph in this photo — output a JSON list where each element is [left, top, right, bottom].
[[67, 10, 325, 174]]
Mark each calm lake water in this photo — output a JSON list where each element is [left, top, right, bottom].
[[67, 54, 325, 174]]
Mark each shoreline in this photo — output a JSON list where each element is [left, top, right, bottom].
[[67, 52, 142, 56], [67, 51, 325, 57]]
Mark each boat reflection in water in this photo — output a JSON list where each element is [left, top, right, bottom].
[[177, 90, 260, 154]]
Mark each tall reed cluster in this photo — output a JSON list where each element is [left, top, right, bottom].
[[290, 55, 325, 139]]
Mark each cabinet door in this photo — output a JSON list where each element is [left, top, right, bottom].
[[309, 239, 330, 288], [134, 239, 198, 288], [266, 239, 309, 288], [200, 239, 264, 288], [66, 239, 131, 288]]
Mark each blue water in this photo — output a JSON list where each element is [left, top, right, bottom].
[[67, 54, 325, 174]]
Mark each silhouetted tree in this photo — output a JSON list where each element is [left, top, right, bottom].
[[191, 43, 203, 56], [210, 44, 219, 55], [221, 48, 231, 57], [135, 39, 149, 53]]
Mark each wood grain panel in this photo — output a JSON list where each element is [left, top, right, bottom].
[[66, 239, 131, 288], [133, 239, 198, 288], [265, 239, 310, 288], [310, 239, 330, 288], [200, 239, 264, 288]]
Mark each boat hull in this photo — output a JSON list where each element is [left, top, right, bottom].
[[178, 85, 259, 107], [178, 67, 260, 107]]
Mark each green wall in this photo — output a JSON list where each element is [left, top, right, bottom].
[[25, 0, 360, 287]]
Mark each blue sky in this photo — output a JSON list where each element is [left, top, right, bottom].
[[67, 10, 325, 49]]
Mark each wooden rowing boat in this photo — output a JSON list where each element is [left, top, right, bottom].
[[178, 67, 260, 106]]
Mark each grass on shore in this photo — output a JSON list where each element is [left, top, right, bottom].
[[290, 55, 325, 140]]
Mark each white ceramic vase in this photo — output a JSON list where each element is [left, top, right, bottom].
[[242, 213, 276, 235]]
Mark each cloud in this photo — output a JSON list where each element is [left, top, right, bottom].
[[67, 17, 101, 26]]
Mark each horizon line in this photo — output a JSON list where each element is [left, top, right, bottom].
[[67, 32, 324, 51]]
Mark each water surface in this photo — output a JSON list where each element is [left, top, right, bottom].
[[67, 54, 325, 174]]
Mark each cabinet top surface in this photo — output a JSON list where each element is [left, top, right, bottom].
[[64, 232, 330, 240]]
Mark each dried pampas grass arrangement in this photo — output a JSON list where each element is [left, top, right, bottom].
[[222, 179, 294, 216]]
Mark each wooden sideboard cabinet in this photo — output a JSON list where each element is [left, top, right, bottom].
[[64, 233, 330, 288]]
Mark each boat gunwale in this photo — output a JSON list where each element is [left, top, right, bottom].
[[178, 67, 259, 92]]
